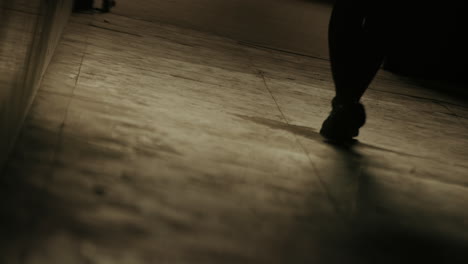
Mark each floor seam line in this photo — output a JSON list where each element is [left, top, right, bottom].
[[48, 18, 91, 182], [369, 88, 467, 108], [437, 102, 468, 130], [258, 70, 289, 124], [257, 69, 347, 222]]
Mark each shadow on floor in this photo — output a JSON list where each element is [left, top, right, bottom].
[[294, 142, 468, 264], [1, 114, 467, 263], [237, 114, 468, 263], [0, 124, 149, 261]]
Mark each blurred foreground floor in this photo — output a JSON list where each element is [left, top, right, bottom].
[[1, 13, 468, 264]]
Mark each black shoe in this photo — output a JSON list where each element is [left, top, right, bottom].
[[320, 98, 366, 142]]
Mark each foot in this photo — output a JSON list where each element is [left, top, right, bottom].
[[320, 97, 366, 142]]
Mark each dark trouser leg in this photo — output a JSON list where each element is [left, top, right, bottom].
[[102, 0, 116, 13], [320, 0, 387, 141], [73, 0, 94, 11], [329, 0, 385, 104]]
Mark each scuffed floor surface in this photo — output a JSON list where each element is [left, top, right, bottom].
[[1, 13, 468, 264]]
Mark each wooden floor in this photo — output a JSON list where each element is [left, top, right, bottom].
[[1, 13, 468, 263]]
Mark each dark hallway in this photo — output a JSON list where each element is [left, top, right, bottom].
[[1, 1, 468, 263]]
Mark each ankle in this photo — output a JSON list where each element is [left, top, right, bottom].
[[332, 96, 360, 108]]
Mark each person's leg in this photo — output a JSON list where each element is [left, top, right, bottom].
[[320, 0, 386, 141], [101, 0, 116, 13], [73, 0, 94, 12], [329, 0, 385, 103]]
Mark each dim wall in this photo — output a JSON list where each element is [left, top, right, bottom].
[[0, 0, 73, 171], [113, 0, 332, 59]]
